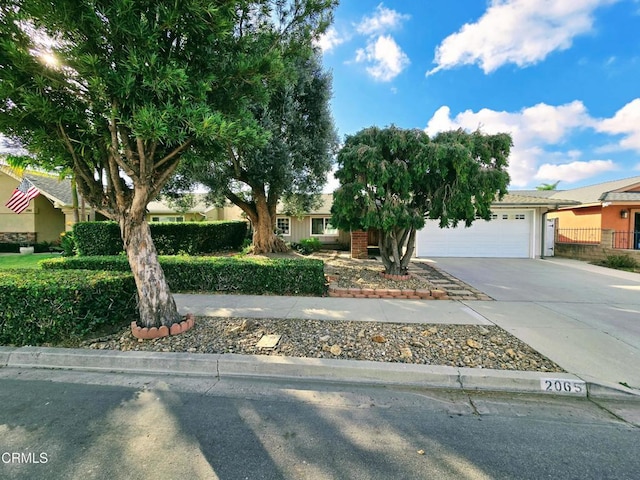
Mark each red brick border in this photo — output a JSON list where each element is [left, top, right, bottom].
[[327, 284, 449, 300], [131, 313, 196, 340]]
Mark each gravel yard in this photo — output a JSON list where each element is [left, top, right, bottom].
[[78, 251, 563, 373]]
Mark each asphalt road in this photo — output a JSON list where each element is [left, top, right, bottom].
[[0, 368, 638, 480]]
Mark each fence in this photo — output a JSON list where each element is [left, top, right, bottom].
[[555, 228, 640, 263], [556, 228, 601, 245]]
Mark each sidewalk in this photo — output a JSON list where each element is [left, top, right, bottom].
[[2, 291, 638, 401]]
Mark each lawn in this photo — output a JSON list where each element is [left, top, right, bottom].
[[0, 253, 61, 269]]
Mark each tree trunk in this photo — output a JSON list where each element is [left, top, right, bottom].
[[251, 191, 288, 254], [120, 217, 181, 328], [379, 227, 415, 275], [252, 213, 288, 254]]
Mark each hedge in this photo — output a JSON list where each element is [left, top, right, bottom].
[[41, 255, 326, 296], [0, 269, 138, 346], [72, 221, 248, 256]]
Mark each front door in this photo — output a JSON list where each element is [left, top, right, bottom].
[[634, 212, 640, 250]]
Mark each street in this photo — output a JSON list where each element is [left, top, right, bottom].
[[0, 368, 637, 480]]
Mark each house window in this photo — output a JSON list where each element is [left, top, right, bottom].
[[515, 214, 526, 220], [502, 214, 509, 220], [151, 216, 184, 222], [276, 217, 290, 236], [311, 217, 338, 235]]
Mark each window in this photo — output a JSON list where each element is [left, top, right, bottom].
[[515, 214, 526, 220], [502, 214, 509, 220], [151, 216, 184, 222], [311, 217, 338, 236], [276, 217, 290, 236], [490, 214, 498, 220]]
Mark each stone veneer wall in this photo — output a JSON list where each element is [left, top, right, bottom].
[[0, 232, 37, 244]]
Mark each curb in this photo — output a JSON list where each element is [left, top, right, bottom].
[[3, 346, 637, 400]]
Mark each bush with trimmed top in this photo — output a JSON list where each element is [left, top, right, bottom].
[[41, 255, 326, 296], [0, 269, 137, 346]]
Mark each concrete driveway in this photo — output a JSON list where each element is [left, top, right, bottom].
[[427, 257, 640, 391]]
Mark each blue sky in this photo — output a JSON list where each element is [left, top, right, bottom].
[[318, 0, 640, 190]]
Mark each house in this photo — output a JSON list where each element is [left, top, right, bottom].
[[414, 192, 579, 258], [0, 166, 92, 244], [145, 197, 244, 223], [274, 194, 350, 247], [546, 176, 640, 249]]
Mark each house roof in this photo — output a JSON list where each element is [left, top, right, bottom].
[[545, 176, 640, 204], [1, 165, 74, 206], [495, 192, 579, 207]]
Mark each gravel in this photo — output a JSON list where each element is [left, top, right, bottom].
[[75, 252, 563, 373], [82, 317, 562, 373]]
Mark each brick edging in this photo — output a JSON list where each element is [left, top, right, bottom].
[[131, 313, 196, 340], [328, 284, 448, 300]]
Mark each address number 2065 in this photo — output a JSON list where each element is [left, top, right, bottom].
[[540, 378, 586, 395]]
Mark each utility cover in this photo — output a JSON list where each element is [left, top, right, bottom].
[[256, 334, 281, 350]]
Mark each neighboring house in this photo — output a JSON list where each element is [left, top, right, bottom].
[[547, 176, 640, 250], [0, 166, 90, 243], [146, 197, 245, 223], [414, 192, 579, 259]]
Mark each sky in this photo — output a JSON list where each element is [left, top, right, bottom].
[[318, 0, 640, 191]]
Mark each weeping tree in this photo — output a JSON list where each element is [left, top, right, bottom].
[[167, 47, 337, 254], [0, 0, 335, 327], [331, 126, 512, 275]]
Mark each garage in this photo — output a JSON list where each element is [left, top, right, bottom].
[[416, 209, 533, 258]]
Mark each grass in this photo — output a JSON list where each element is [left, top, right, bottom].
[[0, 253, 61, 269]]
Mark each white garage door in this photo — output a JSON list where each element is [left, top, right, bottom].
[[416, 210, 532, 258]]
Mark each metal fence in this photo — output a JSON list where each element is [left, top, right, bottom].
[[612, 230, 640, 250], [557, 228, 640, 250], [556, 228, 601, 245]]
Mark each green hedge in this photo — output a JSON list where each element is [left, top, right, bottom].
[[72, 221, 248, 256], [0, 269, 138, 346], [41, 255, 326, 296]]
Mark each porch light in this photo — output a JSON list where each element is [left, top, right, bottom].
[[620, 209, 629, 219]]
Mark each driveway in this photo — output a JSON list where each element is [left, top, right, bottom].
[[428, 257, 640, 391]]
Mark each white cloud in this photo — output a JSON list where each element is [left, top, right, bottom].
[[355, 3, 410, 36], [355, 35, 410, 82], [428, 0, 619, 75], [316, 27, 345, 53], [596, 98, 640, 151], [425, 101, 602, 186], [349, 4, 410, 81], [535, 159, 616, 182]]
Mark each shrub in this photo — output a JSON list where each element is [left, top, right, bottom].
[[60, 231, 77, 256], [73, 222, 122, 256], [292, 237, 322, 255], [72, 221, 248, 256], [0, 243, 19, 253], [0, 269, 138, 346], [601, 254, 639, 270], [41, 255, 326, 296]]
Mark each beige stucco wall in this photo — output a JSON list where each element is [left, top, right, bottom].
[[33, 195, 65, 242], [0, 172, 36, 236]]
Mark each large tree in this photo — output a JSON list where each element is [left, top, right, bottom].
[[167, 47, 337, 254], [331, 126, 512, 275], [0, 0, 335, 327]]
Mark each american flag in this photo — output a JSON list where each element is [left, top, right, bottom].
[[5, 178, 40, 214]]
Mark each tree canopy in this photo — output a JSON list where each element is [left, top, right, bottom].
[[331, 126, 512, 274], [165, 46, 337, 253], [0, 0, 336, 327]]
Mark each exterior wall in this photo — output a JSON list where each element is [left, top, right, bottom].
[[601, 205, 637, 231], [0, 172, 37, 240], [204, 203, 245, 222], [548, 206, 601, 229], [33, 195, 65, 242], [278, 215, 348, 247]]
